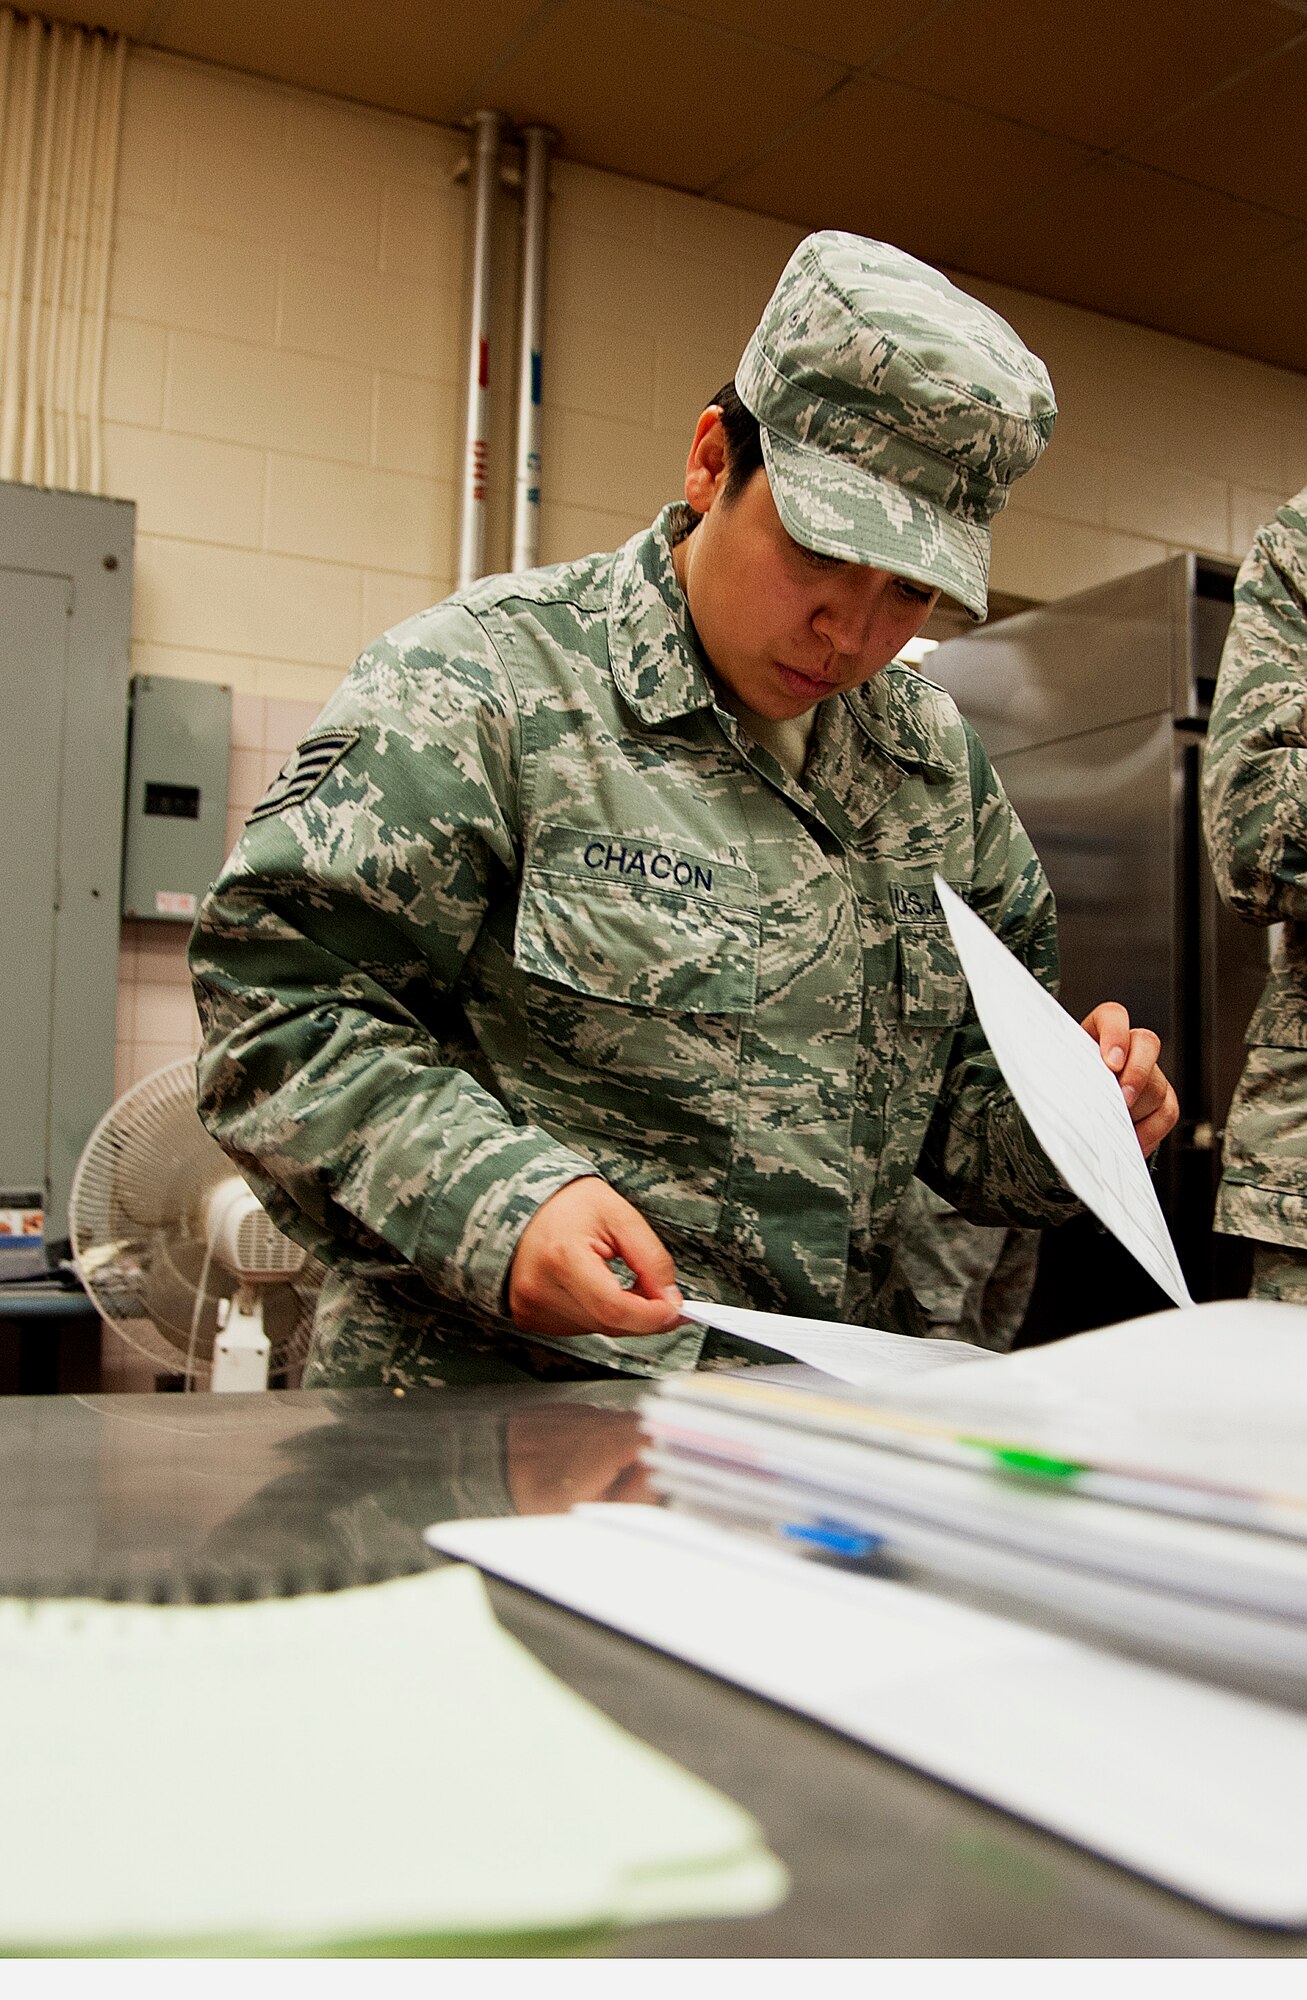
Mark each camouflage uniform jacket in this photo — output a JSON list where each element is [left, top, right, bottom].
[[1202, 487, 1307, 1250], [886, 1178, 1038, 1352], [191, 508, 1078, 1381]]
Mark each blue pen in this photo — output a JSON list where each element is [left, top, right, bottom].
[[780, 1520, 884, 1560]]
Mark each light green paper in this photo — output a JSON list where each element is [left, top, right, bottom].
[[0, 1564, 786, 1953]]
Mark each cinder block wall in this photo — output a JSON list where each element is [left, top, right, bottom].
[[100, 42, 1307, 1116], [99, 39, 1307, 1040], [29, 38, 1298, 1386], [107, 46, 1307, 722]]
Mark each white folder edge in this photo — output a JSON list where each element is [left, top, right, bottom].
[[428, 1504, 1307, 1930]]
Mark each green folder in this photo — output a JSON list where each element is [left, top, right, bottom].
[[0, 1565, 785, 1954]]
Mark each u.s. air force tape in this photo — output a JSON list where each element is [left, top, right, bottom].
[[248, 728, 359, 823]]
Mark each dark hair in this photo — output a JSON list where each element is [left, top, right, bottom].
[[712, 380, 764, 499], [672, 381, 764, 543]]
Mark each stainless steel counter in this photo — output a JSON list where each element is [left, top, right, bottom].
[[3, 1381, 1303, 1958]]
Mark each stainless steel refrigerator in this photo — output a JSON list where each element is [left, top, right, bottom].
[[930, 553, 1269, 1338]]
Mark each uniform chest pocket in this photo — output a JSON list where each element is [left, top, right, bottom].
[[513, 841, 760, 1236], [897, 927, 969, 1025], [515, 869, 759, 1018], [515, 868, 759, 1090]]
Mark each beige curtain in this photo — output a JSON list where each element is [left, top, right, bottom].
[[0, 7, 126, 492]]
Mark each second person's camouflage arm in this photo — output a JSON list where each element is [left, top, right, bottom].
[[916, 723, 1081, 1228], [1202, 491, 1307, 927], [190, 605, 601, 1315]]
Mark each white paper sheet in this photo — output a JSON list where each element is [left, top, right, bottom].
[[677, 1298, 994, 1387], [887, 1296, 1307, 1504], [430, 1505, 1307, 1927], [934, 875, 1191, 1307]]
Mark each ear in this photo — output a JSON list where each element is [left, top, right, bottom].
[[683, 407, 729, 514]]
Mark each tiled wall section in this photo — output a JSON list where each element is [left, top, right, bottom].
[[114, 692, 321, 1100], [82, 45, 1307, 728]]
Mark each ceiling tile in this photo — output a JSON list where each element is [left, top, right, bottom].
[[957, 159, 1304, 343], [154, 0, 549, 124], [474, 0, 845, 191], [650, 0, 941, 69], [713, 75, 1094, 270], [1126, 36, 1307, 223], [873, 0, 1304, 152], [1151, 233, 1307, 378]]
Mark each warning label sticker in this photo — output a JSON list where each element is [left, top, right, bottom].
[[0, 1198, 45, 1276], [0, 1206, 43, 1241]]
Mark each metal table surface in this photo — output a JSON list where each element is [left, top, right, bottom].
[[2, 1378, 1304, 1959]]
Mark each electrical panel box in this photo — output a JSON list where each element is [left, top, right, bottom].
[[121, 675, 231, 923], [0, 479, 134, 1256]]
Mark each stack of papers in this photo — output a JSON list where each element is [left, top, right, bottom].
[[0, 1564, 784, 1953], [667, 1294, 1307, 1522], [645, 1298, 1307, 1681]]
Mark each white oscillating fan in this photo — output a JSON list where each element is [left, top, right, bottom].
[[69, 1059, 322, 1392]]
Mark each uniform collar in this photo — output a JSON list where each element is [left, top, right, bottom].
[[801, 671, 956, 848], [842, 668, 955, 779], [607, 507, 718, 724]]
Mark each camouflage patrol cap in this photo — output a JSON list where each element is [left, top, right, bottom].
[[734, 231, 1056, 619]]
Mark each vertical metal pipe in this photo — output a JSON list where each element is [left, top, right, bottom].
[[87, 32, 126, 496], [1, 13, 42, 480], [511, 124, 553, 574], [456, 109, 501, 589], [21, 20, 61, 484]]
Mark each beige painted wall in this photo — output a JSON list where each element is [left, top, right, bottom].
[[106, 45, 1307, 722], [100, 39, 1307, 1132]]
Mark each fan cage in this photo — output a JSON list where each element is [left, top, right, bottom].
[[70, 1058, 320, 1382]]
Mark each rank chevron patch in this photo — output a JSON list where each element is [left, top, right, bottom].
[[248, 728, 360, 823]]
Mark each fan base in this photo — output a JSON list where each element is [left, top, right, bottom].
[[212, 1296, 271, 1393]]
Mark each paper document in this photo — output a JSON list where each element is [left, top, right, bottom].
[[678, 1298, 994, 1386], [0, 1564, 784, 1952], [645, 1449, 1307, 1688], [431, 1505, 1307, 1927], [645, 1376, 1307, 1614], [934, 875, 1191, 1307], [883, 1296, 1307, 1507], [659, 1297, 1307, 1528]]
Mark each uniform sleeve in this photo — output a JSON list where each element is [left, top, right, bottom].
[[915, 721, 1082, 1228], [189, 604, 600, 1318], [1202, 491, 1307, 928]]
